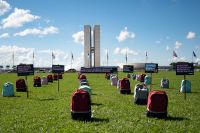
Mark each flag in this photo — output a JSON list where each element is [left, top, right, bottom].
[[88, 53, 90, 58], [71, 52, 74, 61], [173, 51, 178, 57], [146, 51, 147, 57], [193, 51, 197, 57], [125, 50, 127, 64], [33, 51, 34, 59], [52, 52, 55, 59]]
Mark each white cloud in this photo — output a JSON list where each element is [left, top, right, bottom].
[[72, 31, 84, 45], [13, 26, 58, 36], [1, 8, 40, 29], [0, 45, 34, 66], [166, 46, 170, 51], [0, 33, 9, 38], [0, 45, 85, 70], [186, 31, 196, 39], [39, 49, 68, 61], [104, 49, 108, 54], [173, 56, 186, 62], [116, 27, 135, 42], [0, 0, 11, 16], [66, 52, 84, 70], [175, 41, 182, 49], [114, 47, 120, 54], [113, 47, 138, 56]]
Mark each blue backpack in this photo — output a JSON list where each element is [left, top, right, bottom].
[[2, 82, 14, 97], [180, 80, 191, 93]]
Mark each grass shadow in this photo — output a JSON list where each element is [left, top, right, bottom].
[[190, 91, 200, 94], [39, 98, 59, 101], [91, 103, 103, 106], [72, 117, 109, 123], [120, 93, 133, 95], [164, 116, 189, 121], [13, 95, 21, 97], [2, 95, 21, 98], [90, 117, 109, 122], [92, 93, 97, 95]]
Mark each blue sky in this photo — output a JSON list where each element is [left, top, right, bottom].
[[0, 0, 200, 69]]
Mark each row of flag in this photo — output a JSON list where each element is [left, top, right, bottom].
[[173, 50, 197, 58], [105, 50, 197, 65], [52, 52, 74, 60], [8, 50, 199, 66]]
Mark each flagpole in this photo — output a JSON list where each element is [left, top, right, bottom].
[[71, 52, 72, 69], [126, 48, 127, 65], [12, 51, 14, 67], [33, 51, 34, 66], [145, 51, 147, 63], [71, 58, 72, 69], [192, 51, 193, 64], [52, 51, 53, 66], [107, 50, 108, 66]]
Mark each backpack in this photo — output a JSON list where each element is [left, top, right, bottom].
[[79, 85, 92, 96], [71, 89, 91, 120], [144, 76, 151, 85], [2, 82, 14, 97], [117, 79, 121, 91], [111, 76, 118, 86], [180, 80, 191, 93], [160, 79, 169, 89], [140, 74, 146, 82], [16, 78, 27, 92], [53, 74, 58, 80], [80, 79, 88, 83], [58, 74, 63, 79], [131, 74, 136, 80], [127, 73, 131, 78], [47, 75, 53, 83], [77, 72, 81, 79], [79, 74, 87, 81], [41, 76, 48, 85], [134, 84, 149, 104], [136, 75, 141, 81], [147, 90, 168, 118], [33, 76, 41, 87], [105, 73, 110, 80], [120, 78, 131, 94]]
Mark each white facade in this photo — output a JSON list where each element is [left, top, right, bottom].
[[84, 25, 91, 68], [94, 25, 100, 67], [84, 25, 100, 68]]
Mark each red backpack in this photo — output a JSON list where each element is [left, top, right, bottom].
[[33, 76, 41, 87], [71, 89, 91, 120], [47, 75, 53, 82], [147, 90, 168, 118], [79, 74, 86, 80], [16, 78, 27, 92], [53, 74, 58, 80], [140, 74, 146, 82], [58, 74, 63, 79], [120, 78, 131, 94]]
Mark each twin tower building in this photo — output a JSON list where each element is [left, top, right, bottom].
[[84, 25, 100, 68]]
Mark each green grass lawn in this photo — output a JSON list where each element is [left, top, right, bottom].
[[0, 71, 200, 132]]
